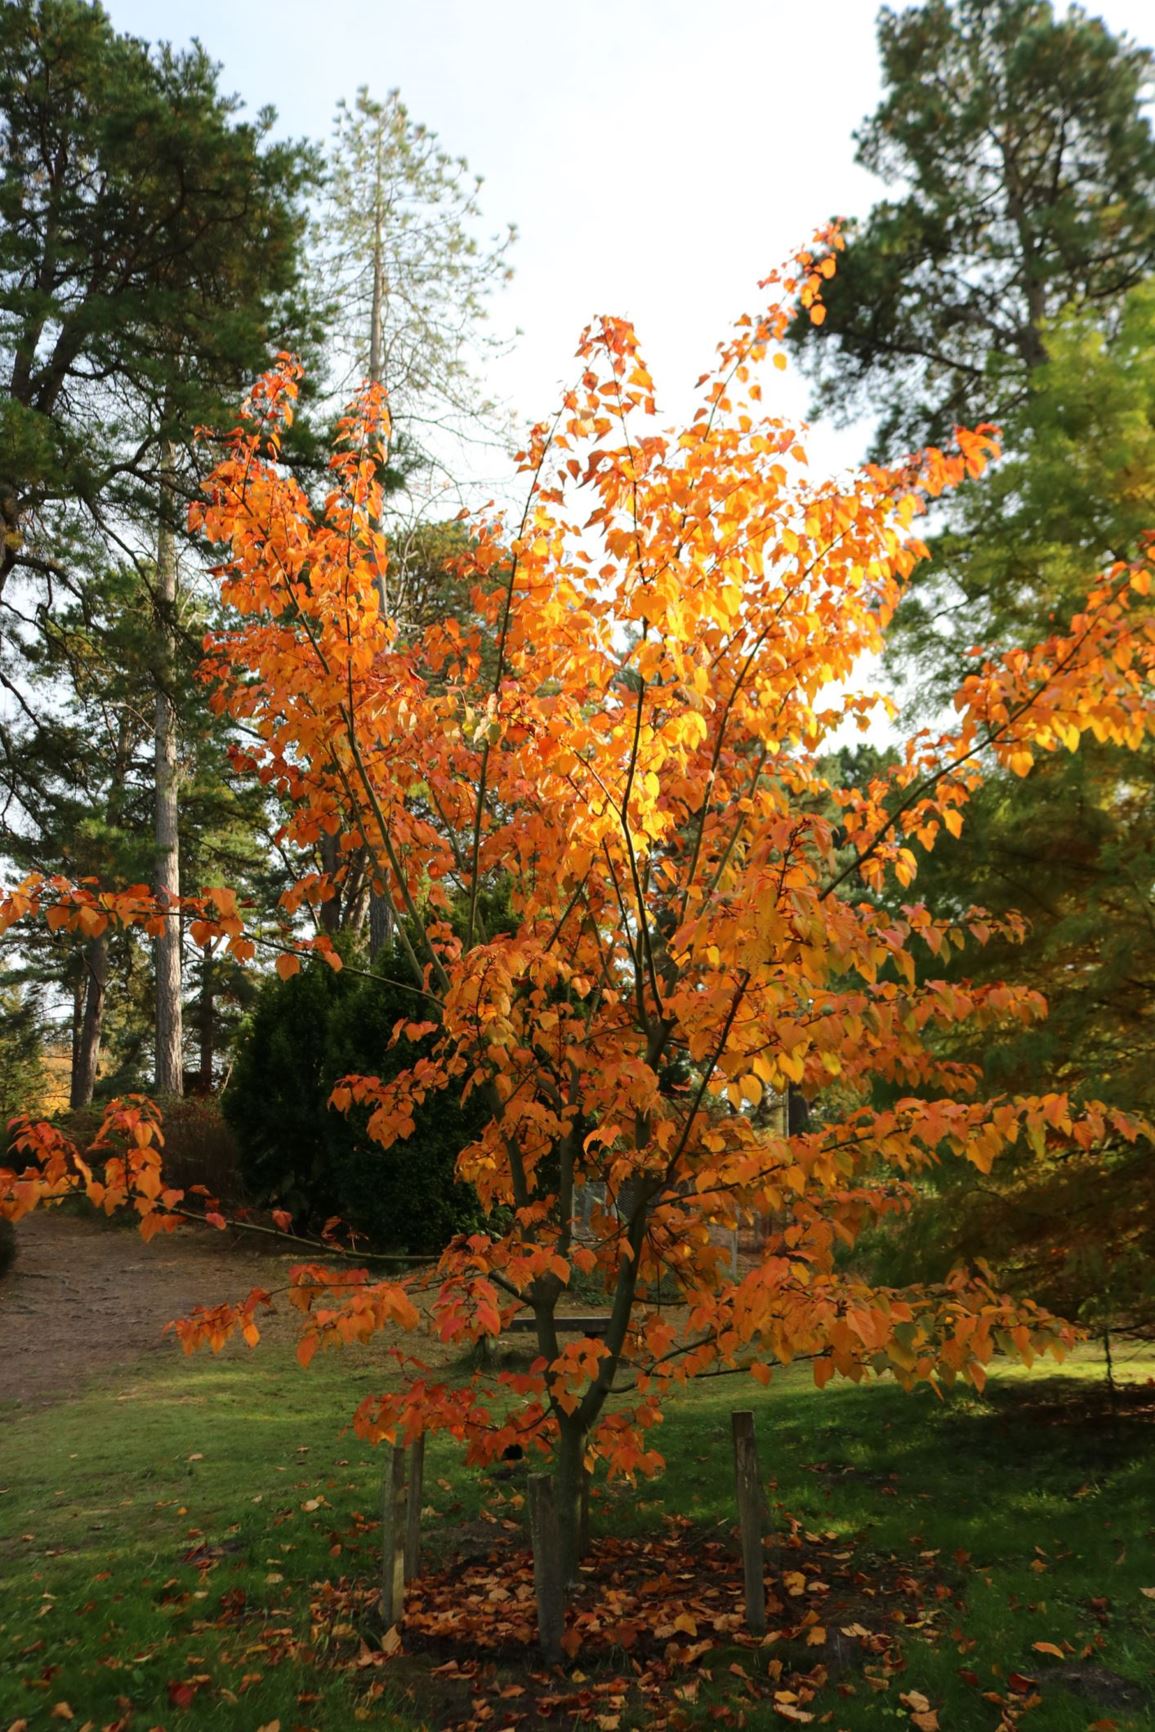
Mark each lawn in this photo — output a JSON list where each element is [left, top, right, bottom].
[[1, 1330, 1152, 1731]]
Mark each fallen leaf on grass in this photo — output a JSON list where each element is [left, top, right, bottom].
[[1031, 1641, 1067, 1658]]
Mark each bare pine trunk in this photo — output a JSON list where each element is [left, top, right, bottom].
[[198, 942, 215, 1092], [367, 174, 393, 962], [154, 448, 183, 1096], [70, 934, 108, 1109], [70, 969, 84, 1097]]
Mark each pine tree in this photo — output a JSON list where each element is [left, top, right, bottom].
[[0, 0, 320, 1094], [790, 0, 1155, 456]]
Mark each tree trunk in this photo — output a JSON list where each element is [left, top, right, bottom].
[[319, 832, 342, 935], [553, 1417, 586, 1585], [366, 160, 394, 962], [153, 446, 183, 1096], [198, 941, 215, 1092], [71, 934, 108, 1108], [70, 967, 84, 1099]]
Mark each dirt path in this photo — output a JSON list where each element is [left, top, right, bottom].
[[0, 1209, 295, 1412]]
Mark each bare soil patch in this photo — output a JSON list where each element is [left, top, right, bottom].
[[0, 1208, 295, 1411]]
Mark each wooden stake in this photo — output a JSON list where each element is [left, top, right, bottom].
[[405, 1434, 425, 1583], [527, 1472, 565, 1662], [578, 1464, 591, 1559], [731, 1410, 766, 1635], [380, 1443, 407, 1627]]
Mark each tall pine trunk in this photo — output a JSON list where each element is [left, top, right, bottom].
[[153, 446, 183, 1096], [69, 715, 135, 1109], [70, 933, 108, 1108], [198, 940, 215, 1092], [366, 157, 393, 962]]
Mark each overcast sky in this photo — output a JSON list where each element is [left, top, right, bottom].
[[102, 0, 1155, 484]]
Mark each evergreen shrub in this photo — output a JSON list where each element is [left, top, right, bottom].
[[223, 951, 483, 1253]]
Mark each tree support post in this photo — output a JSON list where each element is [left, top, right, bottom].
[[380, 1443, 408, 1627], [578, 1464, 591, 1560], [731, 1409, 767, 1636], [404, 1434, 425, 1583], [528, 1471, 565, 1663]]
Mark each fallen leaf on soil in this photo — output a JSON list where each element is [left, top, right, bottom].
[[1007, 1672, 1038, 1695]]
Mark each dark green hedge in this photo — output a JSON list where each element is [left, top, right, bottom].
[[222, 951, 483, 1254]]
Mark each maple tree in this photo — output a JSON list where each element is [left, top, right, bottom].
[[3, 234, 1154, 1584]]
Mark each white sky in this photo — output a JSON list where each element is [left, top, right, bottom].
[[101, 0, 1155, 488]]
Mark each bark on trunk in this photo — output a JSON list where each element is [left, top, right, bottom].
[[198, 942, 215, 1092], [70, 969, 84, 1098], [153, 446, 183, 1096], [319, 832, 342, 935], [366, 168, 394, 962], [70, 934, 108, 1109], [553, 1417, 587, 1585]]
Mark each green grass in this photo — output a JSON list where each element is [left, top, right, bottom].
[[1, 1337, 1153, 1730]]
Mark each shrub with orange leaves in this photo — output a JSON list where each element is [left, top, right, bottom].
[[4, 233, 1154, 1572]]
